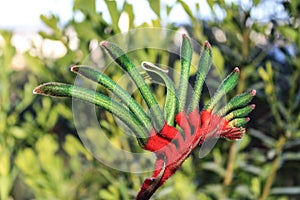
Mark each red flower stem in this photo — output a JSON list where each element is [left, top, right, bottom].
[[137, 107, 250, 199]]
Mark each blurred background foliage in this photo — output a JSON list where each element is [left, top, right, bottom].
[[0, 0, 299, 199]]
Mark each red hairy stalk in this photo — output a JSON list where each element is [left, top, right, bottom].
[[137, 108, 247, 199]]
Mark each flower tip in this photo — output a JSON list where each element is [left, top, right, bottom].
[[32, 86, 41, 94], [33, 83, 50, 95], [246, 117, 250, 122], [142, 61, 169, 73], [32, 82, 64, 97], [204, 41, 211, 48], [100, 41, 109, 47], [250, 104, 256, 109], [251, 89, 256, 96], [182, 33, 189, 38], [233, 67, 240, 73], [70, 65, 79, 72]]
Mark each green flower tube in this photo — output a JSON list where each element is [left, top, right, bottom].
[[188, 41, 212, 113], [142, 61, 178, 126], [100, 41, 165, 131], [71, 66, 153, 132], [178, 34, 193, 112], [33, 82, 148, 146]]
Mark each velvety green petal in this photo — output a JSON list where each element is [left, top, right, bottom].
[[33, 82, 148, 145], [142, 62, 178, 126], [218, 89, 256, 116], [188, 41, 212, 113], [100, 41, 165, 131], [204, 67, 240, 111], [178, 34, 193, 112], [71, 66, 153, 132]]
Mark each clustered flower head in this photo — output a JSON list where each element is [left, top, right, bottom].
[[34, 34, 255, 200]]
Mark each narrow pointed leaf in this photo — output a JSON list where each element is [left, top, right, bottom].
[[100, 41, 165, 131], [148, 0, 160, 17], [104, 0, 120, 32], [33, 82, 148, 145]]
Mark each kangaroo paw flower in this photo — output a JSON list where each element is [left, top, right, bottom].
[[34, 34, 255, 200]]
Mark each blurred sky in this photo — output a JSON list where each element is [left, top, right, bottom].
[[0, 0, 73, 31], [0, 0, 212, 31], [0, 0, 288, 59], [0, 0, 288, 32]]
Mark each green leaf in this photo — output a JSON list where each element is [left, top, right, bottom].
[[251, 177, 261, 198], [211, 47, 224, 77], [148, 0, 160, 17], [16, 148, 39, 175], [234, 185, 254, 199], [236, 133, 250, 151], [99, 187, 116, 199], [282, 152, 300, 160], [270, 187, 300, 195], [122, 2, 134, 28], [74, 0, 96, 14], [24, 52, 50, 79], [241, 162, 264, 177], [206, 0, 215, 9], [72, 20, 100, 40], [249, 128, 276, 148], [202, 162, 225, 177], [253, 0, 260, 6], [177, 0, 195, 22], [0, 31, 16, 72], [166, 5, 172, 16], [104, 0, 120, 32], [10, 126, 27, 139], [40, 14, 59, 30]]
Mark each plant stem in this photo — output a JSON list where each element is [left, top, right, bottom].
[[259, 135, 286, 200], [223, 142, 236, 186]]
